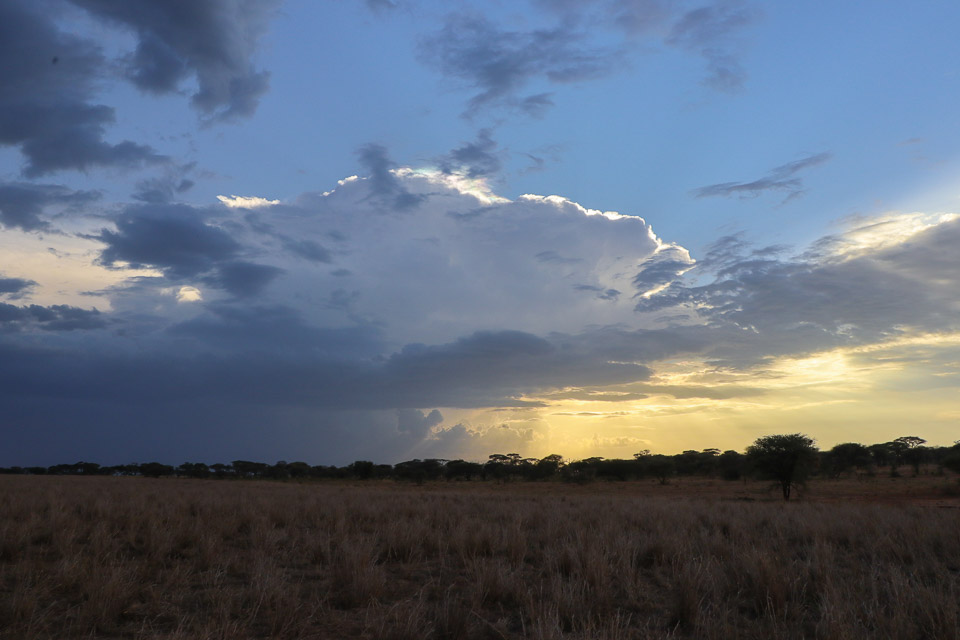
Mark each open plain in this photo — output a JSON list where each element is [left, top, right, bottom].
[[1, 475, 959, 639]]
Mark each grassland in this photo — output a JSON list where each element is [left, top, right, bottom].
[[1, 475, 959, 639]]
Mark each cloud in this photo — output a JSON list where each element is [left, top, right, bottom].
[[692, 152, 832, 201], [397, 408, 444, 438], [637, 213, 960, 367], [666, 3, 760, 92], [203, 261, 286, 298], [0, 277, 37, 300], [67, 0, 280, 121], [217, 195, 281, 209], [132, 164, 196, 204], [365, 0, 398, 11], [0, 303, 106, 332], [280, 238, 332, 263], [0, 0, 276, 178], [418, 13, 622, 117], [438, 129, 502, 178], [168, 303, 385, 358], [0, 2, 167, 177], [8, 161, 960, 463], [0, 182, 100, 231], [632, 244, 696, 296], [81, 166, 683, 348], [97, 204, 240, 278], [356, 144, 426, 209], [533, 0, 760, 93]]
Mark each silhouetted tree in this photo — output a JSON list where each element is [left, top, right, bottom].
[[717, 450, 744, 481], [647, 455, 675, 485], [445, 459, 483, 481], [348, 460, 375, 480], [891, 436, 927, 476], [746, 434, 818, 500], [824, 442, 872, 478], [867, 442, 894, 469], [232, 460, 268, 478], [177, 462, 210, 478], [266, 461, 291, 479], [531, 454, 563, 480], [941, 443, 960, 477], [287, 461, 311, 478], [394, 459, 446, 484], [140, 462, 174, 478]]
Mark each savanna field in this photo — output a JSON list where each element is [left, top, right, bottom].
[[2, 475, 959, 639]]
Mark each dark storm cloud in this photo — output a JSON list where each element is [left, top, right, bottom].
[[97, 204, 240, 278], [0, 183, 99, 232], [692, 152, 833, 201], [0, 1, 163, 176], [0, 303, 106, 332], [0, 277, 36, 299], [67, 0, 280, 121], [372, 330, 652, 408], [168, 304, 385, 358], [418, 13, 622, 116], [357, 144, 425, 210], [0, 326, 652, 425], [204, 261, 286, 298], [439, 129, 502, 178]]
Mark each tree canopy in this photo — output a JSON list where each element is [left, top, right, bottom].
[[746, 433, 819, 500]]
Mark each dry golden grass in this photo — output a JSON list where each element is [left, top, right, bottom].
[[1, 476, 959, 639]]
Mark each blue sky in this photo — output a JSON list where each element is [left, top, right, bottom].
[[2, 0, 959, 466]]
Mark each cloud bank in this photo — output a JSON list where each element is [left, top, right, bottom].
[[2, 156, 959, 463]]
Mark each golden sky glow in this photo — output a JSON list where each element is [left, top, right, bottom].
[[423, 330, 960, 461]]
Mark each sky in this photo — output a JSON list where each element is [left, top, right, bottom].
[[2, 0, 960, 466]]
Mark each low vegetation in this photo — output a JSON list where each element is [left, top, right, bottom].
[[1, 475, 959, 639]]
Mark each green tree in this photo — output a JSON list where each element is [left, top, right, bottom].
[[746, 434, 818, 500]]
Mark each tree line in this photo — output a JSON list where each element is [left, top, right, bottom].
[[4, 435, 959, 496]]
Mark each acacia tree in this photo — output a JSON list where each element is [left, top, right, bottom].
[[890, 436, 927, 476], [746, 434, 818, 500]]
